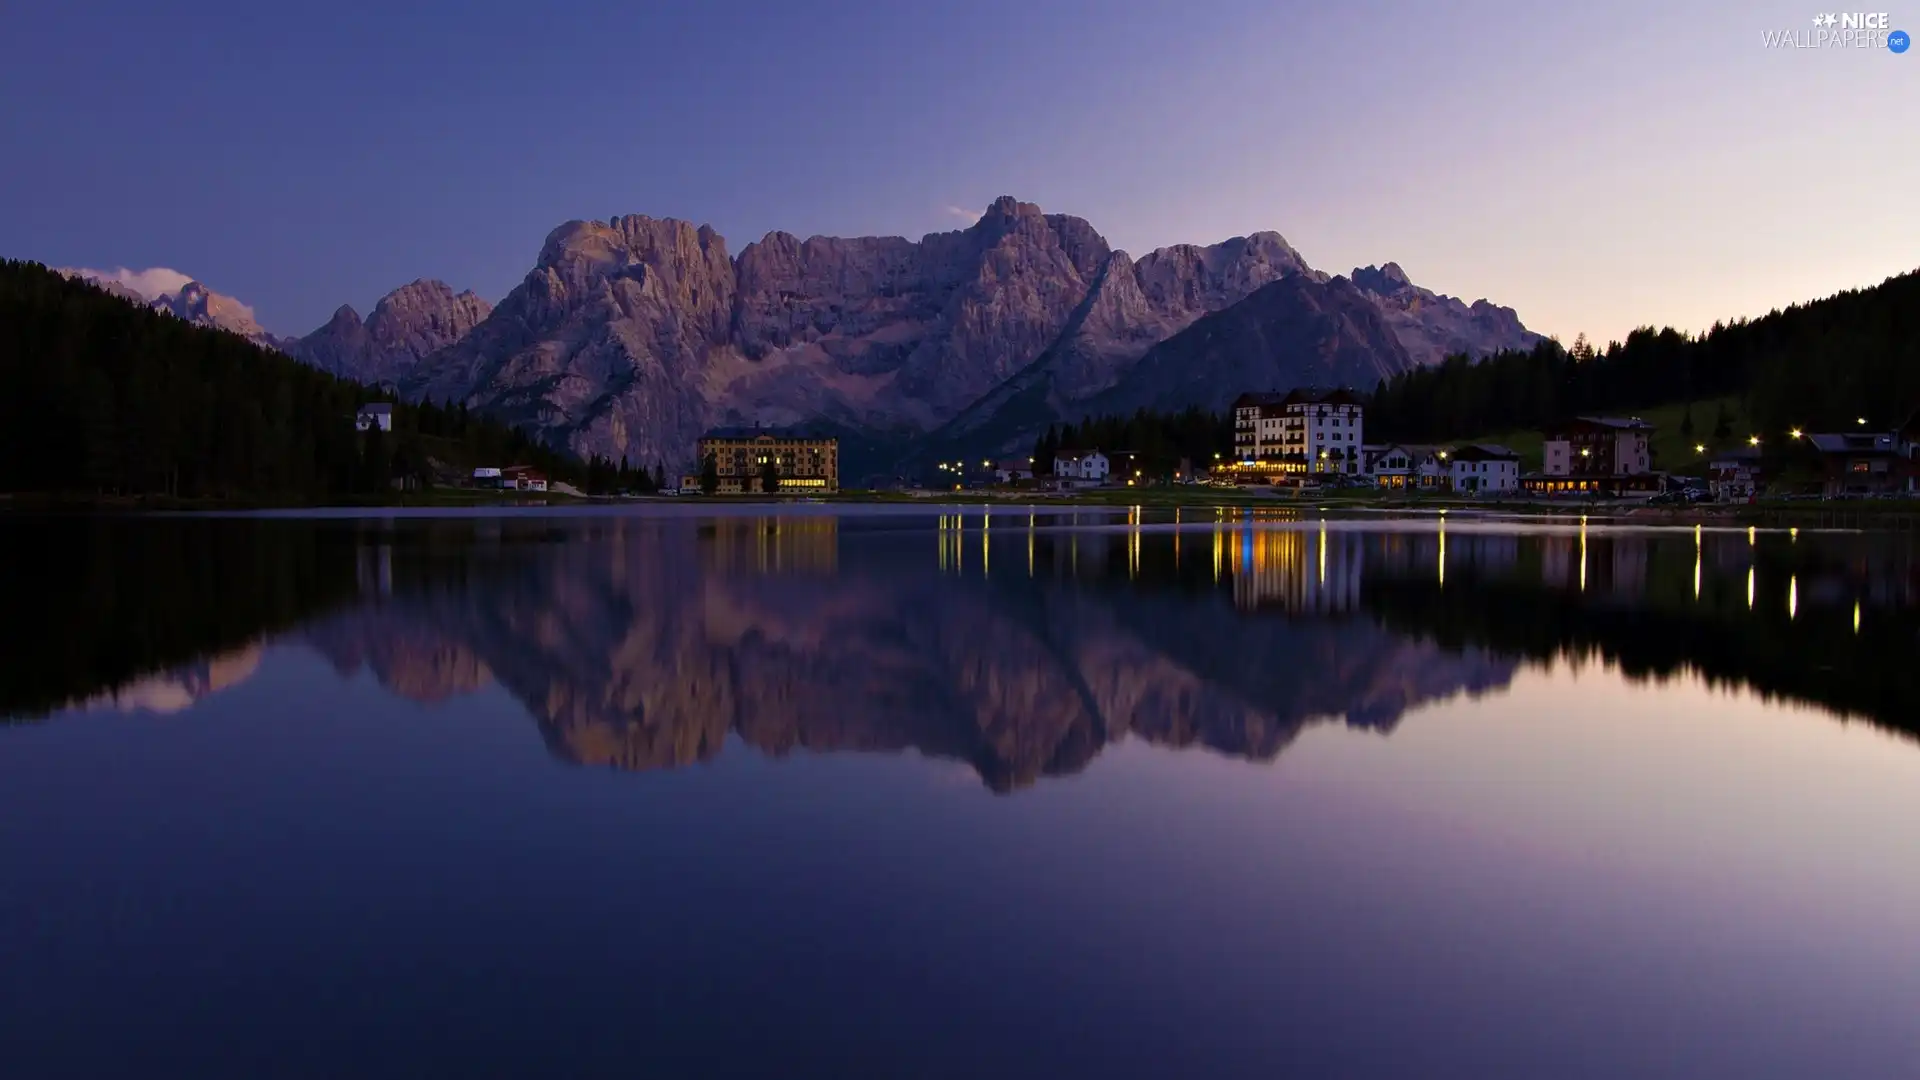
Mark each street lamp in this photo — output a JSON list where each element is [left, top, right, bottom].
[[1858, 417, 1868, 426], [1748, 436, 1761, 447], [1790, 429, 1803, 439], [1694, 443, 1706, 455]]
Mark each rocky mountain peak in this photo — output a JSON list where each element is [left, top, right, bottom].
[[1346, 262, 1540, 365], [151, 279, 271, 341], [291, 278, 492, 387], [1351, 262, 1415, 294], [982, 195, 1038, 221]]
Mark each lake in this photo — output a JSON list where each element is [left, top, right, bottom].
[[4, 506, 1919, 1079]]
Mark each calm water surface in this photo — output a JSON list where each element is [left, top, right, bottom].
[[4, 507, 1919, 1079]]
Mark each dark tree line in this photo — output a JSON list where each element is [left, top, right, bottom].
[[0, 260, 585, 499], [1370, 269, 1920, 443], [581, 454, 662, 495], [1032, 407, 1233, 476]]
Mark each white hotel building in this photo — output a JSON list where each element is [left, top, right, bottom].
[[1230, 387, 1365, 476]]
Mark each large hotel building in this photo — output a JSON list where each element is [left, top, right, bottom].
[[695, 428, 840, 494], [1230, 387, 1365, 478]]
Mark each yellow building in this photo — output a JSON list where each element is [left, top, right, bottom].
[[697, 429, 840, 493]]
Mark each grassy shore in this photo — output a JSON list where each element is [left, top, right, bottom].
[[1457, 397, 1747, 475]]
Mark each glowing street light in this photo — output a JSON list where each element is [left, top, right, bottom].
[[1858, 417, 1868, 426], [1789, 428, 1803, 439], [1579, 447, 1591, 458], [1748, 435, 1761, 447], [1694, 443, 1706, 455]]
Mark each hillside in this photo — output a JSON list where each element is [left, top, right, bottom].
[[0, 261, 580, 501], [1451, 398, 1746, 473], [1370, 269, 1920, 445]]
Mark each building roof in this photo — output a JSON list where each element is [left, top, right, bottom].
[[358, 402, 393, 414], [1233, 387, 1365, 410], [1056, 448, 1105, 459], [1807, 432, 1904, 455], [1552, 416, 1653, 433], [700, 426, 838, 442], [1231, 391, 1290, 409], [1281, 386, 1365, 408], [1450, 443, 1521, 461]]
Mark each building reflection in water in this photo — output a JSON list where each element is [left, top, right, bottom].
[[1227, 524, 1365, 614], [701, 516, 838, 576]]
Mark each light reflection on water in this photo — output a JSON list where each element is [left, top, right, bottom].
[[3, 509, 1920, 1078]]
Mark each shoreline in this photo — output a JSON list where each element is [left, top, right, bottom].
[[4, 487, 1918, 528]]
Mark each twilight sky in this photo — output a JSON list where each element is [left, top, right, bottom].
[[0, 0, 1912, 344]]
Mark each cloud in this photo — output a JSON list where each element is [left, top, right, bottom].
[[943, 204, 984, 224], [63, 265, 195, 302]]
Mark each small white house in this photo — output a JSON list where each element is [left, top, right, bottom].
[[1447, 444, 1522, 494], [501, 466, 548, 492], [1053, 450, 1110, 486], [1365, 443, 1416, 488], [356, 402, 394, 432]]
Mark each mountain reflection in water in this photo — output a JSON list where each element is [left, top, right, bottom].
[[8, 510, 1919, 789]]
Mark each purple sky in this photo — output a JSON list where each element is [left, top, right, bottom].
[[1, 0, 1912, 344]]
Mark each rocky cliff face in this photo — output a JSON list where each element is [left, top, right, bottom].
[[291, 280, 492, 386], [399, 196, 1124, 468], [1088, 273, 1416, 415], [927, 232, 1318, 450], [1350, 261, 1542, 366]]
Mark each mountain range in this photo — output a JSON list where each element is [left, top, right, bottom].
[[67, 198, 1542, 471]]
